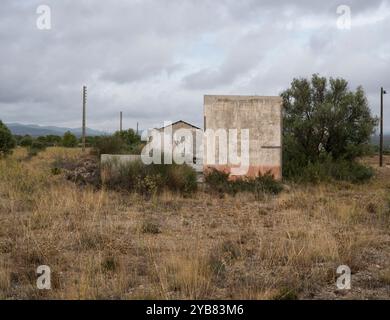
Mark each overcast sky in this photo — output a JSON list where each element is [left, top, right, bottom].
[[1, 0, 389, 132]]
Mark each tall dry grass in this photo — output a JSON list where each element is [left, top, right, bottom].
[[0, 147, 389, 299]]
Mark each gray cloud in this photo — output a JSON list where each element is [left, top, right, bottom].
[[0, 0, 389, 132]]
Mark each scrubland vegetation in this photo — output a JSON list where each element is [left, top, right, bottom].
[[0, 147, 389, 299], [101, 159, 198, 196], [92, 129, 145, 156], [0, 75, 388, 299]]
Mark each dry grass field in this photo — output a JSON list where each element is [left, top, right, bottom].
[[0, 147, 389, 299]]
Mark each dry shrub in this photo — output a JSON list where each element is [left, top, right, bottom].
[[102, 160, 197, 196], [204, 168, 283, 197], [151, 250, 214, 299], [207, 240, 242, 281], [0, 262, 11, 298], [140, 218, 161, 234], [379, 268, 390, 285]]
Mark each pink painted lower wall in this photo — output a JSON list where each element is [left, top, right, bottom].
[[204, 165, 282, 180]]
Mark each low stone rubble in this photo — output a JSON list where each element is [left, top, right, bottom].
[[63, 156, 100, 186]]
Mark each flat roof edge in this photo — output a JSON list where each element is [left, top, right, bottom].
[[204, 95, 282, 101]]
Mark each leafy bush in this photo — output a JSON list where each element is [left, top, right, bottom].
[[93, 131, 144, 156], [101, 160, 198, 196], [31, 141, 46, 150], [26, 140, 47, 158], [166, 164, 198, 194], [19, 135, 33, 147], [291, 158, 374, 184], [204, 169, 230, 191], [0, 120, 16, 156], [43, 135, 62, 146], [128, 142, 146, 155], [326, 160, 373, 183], [204, 169, 283, 197], [62, 131, 78, 148], [251, 173, 284, 196], [114, 129, 141, 146], [92, 135, 128, 156], [136, 174, 163, 196]]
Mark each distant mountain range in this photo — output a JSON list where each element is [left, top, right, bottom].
[[6, 122, 390, 145], [371, 134, 390, 147], [6, 123, 107, 137]]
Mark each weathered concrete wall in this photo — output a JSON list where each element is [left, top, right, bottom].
[[204, 95, 282, 179], [100, 153, 203, 173], [157, 121, 200, 159]]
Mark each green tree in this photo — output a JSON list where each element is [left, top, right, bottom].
[[62, 131, 78, 148], [114, 129, 141, 146], [37, 136, 48, 145], [92, 135, 127, 155], [19, 135, 33, 147], [113, 128, 144, 154], [13, 135, 23, 145], [45, 135, 62, 146], [281, 74, 377, 176], [84, 136, 99, 146], [0, 120, 16, 156]]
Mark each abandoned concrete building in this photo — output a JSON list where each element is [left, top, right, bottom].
[[157, 120, 200, 132], [203, 95, 282, 179], [102, 95, 283, 180], [157, 120, 201, 158], [156, 120, 202, 170]]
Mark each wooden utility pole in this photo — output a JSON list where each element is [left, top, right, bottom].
[[120, 111, 123, 132], [82, 86, 87, 152], [380, 87, 387, 167]]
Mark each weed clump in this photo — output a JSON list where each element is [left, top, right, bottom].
[[205, 160, 373, 189], [140, 219, 161, 234], [92, 133, 145, 156], [286, 158, 374, 184], [102, 160, 197, 196], [101, 255, 118, 272], [51, 167, 61, 175], [27, 141, 47, 158], [204, 169, 283, 197]]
